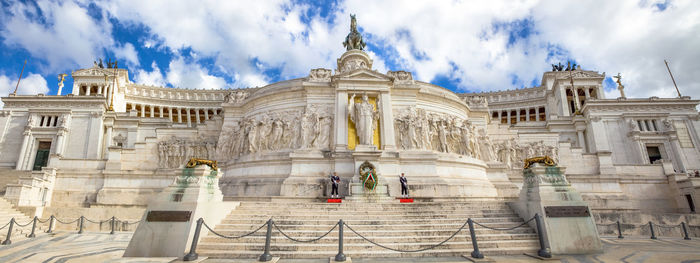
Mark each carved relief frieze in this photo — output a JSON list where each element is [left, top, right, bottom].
[[216, 104, 334, 161], [308, 68, 332, 82], [158, 136, 217, 169]]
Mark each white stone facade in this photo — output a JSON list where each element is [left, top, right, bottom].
[[0, 49, 699, 216]]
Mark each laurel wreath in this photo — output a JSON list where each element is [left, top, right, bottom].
[[359, 161, 378, 191]]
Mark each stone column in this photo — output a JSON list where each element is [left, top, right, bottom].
[[159, 107, 164, 118], [497, 111, 502, 123], [668, 134, 688, 172], [380, 92, 396, 150], [16, 130, 31, 170], [584, 87, 590, 99], [140, 104, 145, 118], [507, 110, 511, 125], [178, 108, 183, 123], [573, 87, 581, 112], [169, 107, 174, 122], [105, 125, 113, 148], [535, 107, 540, 121], [86, 86, 91, 96], [106, 85, 113, 106], [204, 109, 209, 120], [334, 90, 348, 151], [577, 129, 586, 152], [150, 106, 155, 118], [195, 109, 201, 124], [526, 108, 530, 122], [516, 109, 520, 123], [186, 109, 192, 127]]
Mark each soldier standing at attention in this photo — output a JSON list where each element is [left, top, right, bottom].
[[330, 172, 340, 198], [400, 173, 409, 198]]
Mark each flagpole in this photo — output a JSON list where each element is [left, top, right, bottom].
[[13, 60, 27, 95], [664, 60, 681, 97]]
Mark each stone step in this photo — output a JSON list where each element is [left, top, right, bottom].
[[198, 246, 538, 258], [231, 208, 517, 214], [197, 200, 537, 259], [200, 233, 539, 243], [208, 227, 535, 237], [234, 206, 513, 211], [219, 217, 524, 225], [198, 239, 540, 252], [224, 212, 518, 219], [214, 222, 529, 231]]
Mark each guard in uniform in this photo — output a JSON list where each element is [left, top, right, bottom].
[[400, 173, 409, 198], [330, 172, 340, 198]]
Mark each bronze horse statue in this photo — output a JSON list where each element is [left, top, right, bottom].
[[343, 14, 366, 51]]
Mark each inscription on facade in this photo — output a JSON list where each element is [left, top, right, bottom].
[[544, 206, 590, 217], [146, 210, 192, 222]]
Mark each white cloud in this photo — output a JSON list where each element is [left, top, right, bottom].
[[133, 62, 166, 87], [113, 43, 140, 68], [0, 73, 49, 108], [165, 57, 228, 90], [3, 0, 699, 103], [1, 1, 113, 72]]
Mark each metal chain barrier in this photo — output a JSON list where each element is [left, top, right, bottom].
[[0, 221, 10, 231], [654, 223, 681, 229], [344, 219, 469, 253], [473, 217, 535, 231], [37, 218, 51, 224], [54, 217, 80, 224], [202, 220, 268, 239], [273, 221, 337, 243], [12, 219, 34, 227], [83, 217, 106, 224], [595, 222, 618, 227]]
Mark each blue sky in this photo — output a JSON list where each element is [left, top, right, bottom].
[[1, 0, 698, 107]]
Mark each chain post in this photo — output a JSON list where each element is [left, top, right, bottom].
[[616, 220, 623, 239], [259, 218, 273, 262], [534, 213, 552, 258], [78, 216, 84, 234], [110, 216, 115, 235], [183, 218, 203, 261], [46, 215, 54, 233], [2, 218, 15, 245], [467, 218, 484, 259], [28, 216, 37, 238], [649, 221, 657, 239], [335, 219, 346, 262], [682, 222, 691, 240]]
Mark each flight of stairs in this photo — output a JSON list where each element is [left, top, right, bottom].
[[0, 197, 40, 241], [197, 201, 540, 259]]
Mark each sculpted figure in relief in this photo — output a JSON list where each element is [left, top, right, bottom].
[[216, 105, 334, 161], [348, 93, 379, 146], [158, 137, 217, 169]]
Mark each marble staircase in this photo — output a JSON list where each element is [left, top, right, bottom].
[[197, 201, 540, 259], [0, 197, 41, 241]]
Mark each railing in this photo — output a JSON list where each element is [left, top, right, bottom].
[[0, 215, 142, 245], [596, 220, 694, 240], [182, 214, 552, 261]]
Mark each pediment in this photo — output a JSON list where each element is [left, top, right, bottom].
[[333, 69, 392, 82], [72, 66, 117, 77]]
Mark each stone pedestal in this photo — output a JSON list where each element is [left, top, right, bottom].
[[511, 164, 602, 254], [346, 146, 392, 202], [123, 166, 238, 259]]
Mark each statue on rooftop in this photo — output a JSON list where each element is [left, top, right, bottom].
[[343, 14, 366, 51]]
